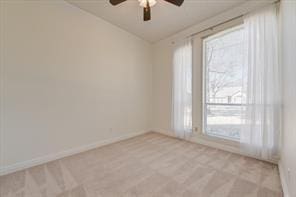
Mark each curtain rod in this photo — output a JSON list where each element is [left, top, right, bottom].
[[178, 0, 280, 40], [187, 14, 243, 38]]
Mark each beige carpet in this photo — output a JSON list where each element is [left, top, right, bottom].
[[0, 132, 283, 197]]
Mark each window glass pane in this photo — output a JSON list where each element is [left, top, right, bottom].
[[203, 26, 244, 141], [206, 104, 245, 140]]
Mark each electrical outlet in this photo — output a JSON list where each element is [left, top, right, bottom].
[[292, 170, 296, 186], [288, 168, 292, 183], [193, 127, 200, 134]]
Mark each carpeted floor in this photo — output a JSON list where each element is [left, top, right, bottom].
[[0, 132, 283, 197]]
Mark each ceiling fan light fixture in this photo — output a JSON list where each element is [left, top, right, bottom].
[[138, 0, 157, 8]]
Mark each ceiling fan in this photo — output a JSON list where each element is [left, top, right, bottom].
[[109, 0, 184, 21]]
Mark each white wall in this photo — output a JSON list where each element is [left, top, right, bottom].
[[280, 0, 296, 196], [0, 1, 152, 173]]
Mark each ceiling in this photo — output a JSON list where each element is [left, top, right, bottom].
[[67, 0, 249, 43]]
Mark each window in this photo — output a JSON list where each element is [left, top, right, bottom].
[[203, 25, 245, 141]]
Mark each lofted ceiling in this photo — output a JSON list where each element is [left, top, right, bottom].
[[67, 0, 249, 43]]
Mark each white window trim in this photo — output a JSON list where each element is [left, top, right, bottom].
[[192, 18, 243, 146], [202, 24, 244, 142]]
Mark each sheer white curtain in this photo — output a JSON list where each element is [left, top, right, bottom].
[[172, 39, 193, 139], [241, 5, 281, 161]]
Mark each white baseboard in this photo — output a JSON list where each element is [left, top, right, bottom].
[[0, 130, 150, 176], [278, 161, 291, 197], [152, 128, 278, 164]]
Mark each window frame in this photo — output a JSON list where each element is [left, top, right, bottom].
[[201, 24, 245, 142]]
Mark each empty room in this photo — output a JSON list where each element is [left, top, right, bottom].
[[0, 0, 295, 196]]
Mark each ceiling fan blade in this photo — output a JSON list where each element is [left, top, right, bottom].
[[109, 0, 127, 6], [164, 0, 184, 6], [143, 4, 151, 21]]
